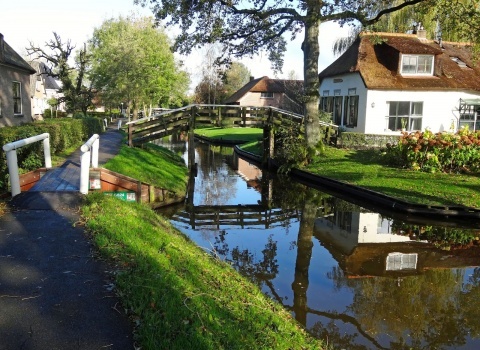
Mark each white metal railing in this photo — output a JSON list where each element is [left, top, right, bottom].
[[3, 133, 52, 197], [80, 134, 99, 194]]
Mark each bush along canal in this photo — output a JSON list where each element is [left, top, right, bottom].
[[156, 139, 480, 350]]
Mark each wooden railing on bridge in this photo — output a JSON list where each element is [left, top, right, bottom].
[[126, 104, 337, 147]]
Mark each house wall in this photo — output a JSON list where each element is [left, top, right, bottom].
[[0, 65, 33, 127], [366, 90, 480, 134], [238, 91, 283, 108], [319, 73, 368, 132], [32, 78, 47, 117], [320, 72, 480, 134]]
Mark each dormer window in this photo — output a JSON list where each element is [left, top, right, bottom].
[[401, 54, 434, 75], [260, 92, 273, 99]]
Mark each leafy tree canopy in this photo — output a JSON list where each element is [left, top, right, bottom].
[[88, 15, 190, 119], [136, 0, 427, 149]]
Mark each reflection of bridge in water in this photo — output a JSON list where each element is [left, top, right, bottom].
[[174, 204, 300, 229]]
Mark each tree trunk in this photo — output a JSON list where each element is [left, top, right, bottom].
[[303, 6, 321, 149]]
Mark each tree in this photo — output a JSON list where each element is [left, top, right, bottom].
[[373, 0, 480, 55], [137, 0, 426, 152], [27, 33, 94, 115], [222, 61, 251, 99], [88, 15, 190, 120]]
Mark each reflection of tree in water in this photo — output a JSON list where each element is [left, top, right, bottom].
[[213, 231, 279, 288], [323, 266, 480, 349], [196, 144, 239, 206]]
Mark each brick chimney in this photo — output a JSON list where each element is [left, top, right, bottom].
[[0, 33, 4, 62]]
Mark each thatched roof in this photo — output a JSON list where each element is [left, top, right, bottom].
[[224, 76, 304, 104], [319, 33, 480, 92]]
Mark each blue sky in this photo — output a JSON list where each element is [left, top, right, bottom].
[[1, 0, 348, 90]]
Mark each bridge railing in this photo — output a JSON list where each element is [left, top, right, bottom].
[[80, 134, 99, 194], [3, 133, 52, 197], [125, 104, 339, 147]]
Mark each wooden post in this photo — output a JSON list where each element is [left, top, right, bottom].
[[188, 106, 196, 171], [262, 108, 275, 168], [128, 123, 133, 147], [242, 107, 246, 127]]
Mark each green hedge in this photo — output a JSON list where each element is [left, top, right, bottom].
[[0, 118, 103, 191], [338, 132, 401, 149]]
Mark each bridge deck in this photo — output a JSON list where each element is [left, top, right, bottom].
[[25, 124, 124, 193], [30, 160, 81, 192]]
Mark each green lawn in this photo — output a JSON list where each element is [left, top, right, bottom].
[[103, 143, 188, 194], [305, 147, 480, 209], [195, 127, 263, 143]]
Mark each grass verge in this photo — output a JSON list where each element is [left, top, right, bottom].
[[102, 143, 188, 194], [81, 193, 325, 350]]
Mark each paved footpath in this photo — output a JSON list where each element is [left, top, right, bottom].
[[0, 125, 135, 349]]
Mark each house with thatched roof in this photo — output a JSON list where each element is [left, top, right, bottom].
[[0, 33, 36, 127], [224, 76, 304, 115], [318, 31, 480, 134], [29, 61, 62, 119]]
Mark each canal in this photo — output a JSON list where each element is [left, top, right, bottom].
[[158, 140, 480, 350]]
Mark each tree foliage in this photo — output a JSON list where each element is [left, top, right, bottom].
[[222, 61, 251, 99], [138, 0, 427, 152], [27, 33, 94, 115], [373, 0, 480, 55], [88, 15, 190, 119]]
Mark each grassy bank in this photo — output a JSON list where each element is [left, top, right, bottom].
[[82, 143, 325, 350], [102, 143, 188, 194], [304, 147, 480, 209], [236, 142, 480, 209]]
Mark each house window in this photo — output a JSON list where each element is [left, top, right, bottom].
[[260, 92, 273, 99], [386, 253, 417, 271], [13, 81, 22, 114], [401, 55, 434, 75], [343, 95, 359, 127], [387, 101, 423, 131], [333, 96, 343, 125], [320, 96, 333, 115]]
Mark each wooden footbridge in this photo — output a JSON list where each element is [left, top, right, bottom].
[[126, 104, 338, 168]]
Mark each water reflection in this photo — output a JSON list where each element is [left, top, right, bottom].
[[159, 141, 480, 349]]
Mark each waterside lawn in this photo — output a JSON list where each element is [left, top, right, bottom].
[[195, 127, 263, 143], [305, 147, 480, 209]]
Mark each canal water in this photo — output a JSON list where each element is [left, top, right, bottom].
[[158, 140, 480, 350]]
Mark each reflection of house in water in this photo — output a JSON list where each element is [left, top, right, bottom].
[[231, 153, 263, 191], [314, 211, 480, 277]]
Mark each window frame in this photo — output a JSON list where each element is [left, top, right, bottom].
[[386, 101, 423, 131], [260, 92, 274, 99], [12, 81, 22, 115], [400, 54, 434, 76]]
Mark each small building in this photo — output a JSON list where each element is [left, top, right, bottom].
[[0, 33, 36, 127], [318, 31, 480, 134], [29, 61, 62, 119], [224, 76, 304, 115]]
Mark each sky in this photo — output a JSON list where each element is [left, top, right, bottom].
[[1, 0, 350, 91]]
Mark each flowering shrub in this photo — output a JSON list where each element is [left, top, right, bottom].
[[384, 128, 480, 173]]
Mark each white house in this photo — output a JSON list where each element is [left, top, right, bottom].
[[318, 32, 480, 134], [29, 61, 62, 119]]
